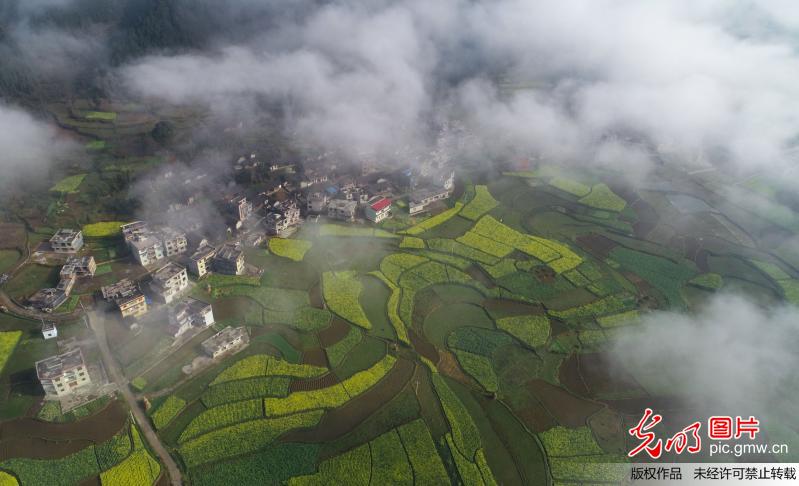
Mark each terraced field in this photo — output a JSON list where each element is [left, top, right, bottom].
[[7, 170, 798, 485]]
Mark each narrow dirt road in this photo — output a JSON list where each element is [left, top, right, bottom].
[[86, 311, 183, 486]]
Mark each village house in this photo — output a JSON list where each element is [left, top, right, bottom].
[[60, 256, 97, 278], [49, 229, 84, 253], [28, 289, 68, 313], [168, 297, 215, 339], [56, 274, 76, 296], [213, 244, 244, 276], [201, 326, 249, 359], [101, 279, 148, 318], [149, 262, 189, 304], [41, 321, 57, 340], [327, 199, 358, 222], [188, 243, 216, 277], [307, 192, 329, 213], [299, 169, 330, 188], [160, 227, 188, 257], [226, 195, 253, 223], [36, 348, 91, 398], [265, 200, 301, 237], [364, 196, 392, 223], [408, 186, 452, 215], [128, 234, 165, 266]]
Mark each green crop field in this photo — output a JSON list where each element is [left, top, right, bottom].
[[322, 271, 371, 329], [83, 221, 127, 237], [50, 174, 87, 193], [7, 162, 797, 485], [269, 238, 313, 261]]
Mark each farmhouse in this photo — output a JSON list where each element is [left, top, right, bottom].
[[307, 192, 329, 213], [214, 244, 244, 276], [226, 194, 253, 223], [149, 262, 189, 304], [364, 196, 392, 223], [327, 199, 358, 222], [128, 233, 165, 266], [409, 186, 452, 215], [201, 326, 249, 358], [168, 297, 215, 338], [36, 348, 91, 398], [265, 200, 301, 237], [41, 321, 57, 340], [28, 289, 68, 313], [49, 229, 84, 253], [60, 256, 97, 278], [101, 279, 148, 318], [161, 227, 188, 257], [188, 243, 216, 277]]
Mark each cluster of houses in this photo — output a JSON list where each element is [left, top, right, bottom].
[[28, 231, 97, 313]]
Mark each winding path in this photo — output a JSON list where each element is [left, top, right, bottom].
[[86, 310, 183, 486]]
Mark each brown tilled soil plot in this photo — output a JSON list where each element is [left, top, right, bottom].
[[308, 281, 324, 308], [0, 223, 26, 249], [0, 400, 127, 460], [482, 298, 545, 318], [526, 379, 603, 428], [301, 347, 328, 368], [408, 329, 438, 364], [575, 233, 618, 259], [631, 199, 659, 237], [317, 318, 350, 348], [289, 372, 340, 393], [558, 353, 591, 397], [282, 358, 414, 442], [577, 353, 644, 397], [513, 401, 557, 433]]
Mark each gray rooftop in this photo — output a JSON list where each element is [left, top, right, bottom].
[[36, 348, 85, 380]]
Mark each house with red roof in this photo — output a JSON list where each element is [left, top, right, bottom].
[[364, 196, 392, 223]]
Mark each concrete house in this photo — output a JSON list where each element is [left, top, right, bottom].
[[265, 200, 301, 237], [307, 192, 329, 213], [60, 256, 97, 278], [213, 244, 244, 276], [161, 228, 188, 257], [42, 321, 57, 340], [408, 187, 452, 215], [50, 229, 84, 253], [364, 197, 392, 223], [28, 288, 68, 313], [36, 349, 91, 398], [327, 199, 358, 222], [226, 195, 253, 223], [201, 326, 249, 359], [101, 279, 148, 318], [188, 243, 216, 278], [168, 298, 215, 339], [149, 263, 189, 304]]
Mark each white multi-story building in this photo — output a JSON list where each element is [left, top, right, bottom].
[[188, 243, 216, 277], [101, 279, 148, 318], [36, 349, 91, 398], [168, 298, 215, 338], [42, 321, 57, 340], [364, 197, 392, 223], [201, 326, 249, 358], [49, 229, 84, 253], [129, 235, 165, 266], [327, 199, 358, 222], [60, 256, 96, 278], [307, 192, 329, 213], [213, 244, 244, 276], [408, 187, 452, 215], [161, 228, 188, 257], [149, 263, 188, 304]]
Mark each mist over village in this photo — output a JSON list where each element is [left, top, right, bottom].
[[0, 1, 799, 485]]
